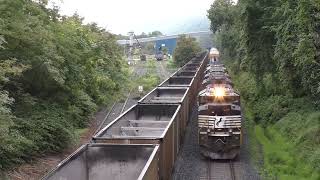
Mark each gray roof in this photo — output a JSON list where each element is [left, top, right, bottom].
[[117, 31, 212, 45]]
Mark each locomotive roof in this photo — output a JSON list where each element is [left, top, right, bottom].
[[209, 48, 220, 55]]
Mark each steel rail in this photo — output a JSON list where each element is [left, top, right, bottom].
[[207, 160, 212, 180], [229, 161, 236, 180], [120, 90, 131, 114], [94, 102, 116, 135]]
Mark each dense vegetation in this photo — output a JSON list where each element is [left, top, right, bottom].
[[173, 35, 201, 67], [208, 0, 320, 179], [0, 0, 128, 171], [129, 60, 160, 97]]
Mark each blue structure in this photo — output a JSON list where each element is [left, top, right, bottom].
[[155, 38, 177, 55]]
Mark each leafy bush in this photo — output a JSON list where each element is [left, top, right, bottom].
[[0, 0, 128, 170], [173, 35, 201, 67], [136, 74, 160, 93], [207, 0, 320, 178]]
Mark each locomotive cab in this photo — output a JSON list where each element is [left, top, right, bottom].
[[198, 99, 242, 159], [209, 48, 220, 63]]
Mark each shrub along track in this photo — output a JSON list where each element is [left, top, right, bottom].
[[96, 59, 171, 133], [95, 60, 148, 133], [6, 107, 110, 180], [5, 60, 150, 180]]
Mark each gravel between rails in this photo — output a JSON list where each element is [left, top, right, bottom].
[[172, 105, 260, 180]]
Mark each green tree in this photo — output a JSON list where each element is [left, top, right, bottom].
[[144, 42, 155, 55], [162, 47, 168, 55], [207, 0, 320, 178], [148, 31, 163, 37], [0, 0, 128, 170], [207, 0, 236, 33], [173, 35, 201, 66]]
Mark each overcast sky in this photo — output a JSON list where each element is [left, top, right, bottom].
[[50, 0, 214, 35]]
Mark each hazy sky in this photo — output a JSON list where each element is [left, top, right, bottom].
[[50, 0, 214, 35]]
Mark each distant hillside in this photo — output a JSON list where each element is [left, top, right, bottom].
[[163, 16, 213, 49], [164, 16, 210, 35]]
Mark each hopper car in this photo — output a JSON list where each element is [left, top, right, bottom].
[[43, 51, 212, 180]]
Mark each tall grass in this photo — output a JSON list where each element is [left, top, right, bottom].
[[228, 64, 320, 179]]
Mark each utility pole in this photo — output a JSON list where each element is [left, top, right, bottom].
[[128, 31, 134, 65]]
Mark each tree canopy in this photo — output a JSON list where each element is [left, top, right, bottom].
[[208, 0, 320, 99], [0, 0, 128, 170], [173, 35, 201, 67], [207, 0, 320, 178]]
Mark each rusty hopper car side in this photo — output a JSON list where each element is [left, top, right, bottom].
[[183, 64, 205, 90], [174, 70, 197, 77], [93, 104, 181, 180], [192, 51, 209, 64], [166, 51, 208, 120], [42, 144, 160, 180], [158, 76, 194, 87], [138, 87, 190, 143], [158, 76, 196, 108], [181, 65, 199, 72]]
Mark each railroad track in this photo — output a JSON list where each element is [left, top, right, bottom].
[[229, 161, 236, 180], [156, 61, 171, 80], [120, 91, 131, 113], [206, 160, 213, 180], [95, 61, 144, 133], [95, 90, 132, 133], [200, 160, 237, 180]]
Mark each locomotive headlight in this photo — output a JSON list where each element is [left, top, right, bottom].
[[213, 87, 225, 97]]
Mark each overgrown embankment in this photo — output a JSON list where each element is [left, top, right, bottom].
[[0, 0, 128, 172], [232, 72, 320, 180], [207, 0, 320, 179], [129, 59, 161, 97]]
